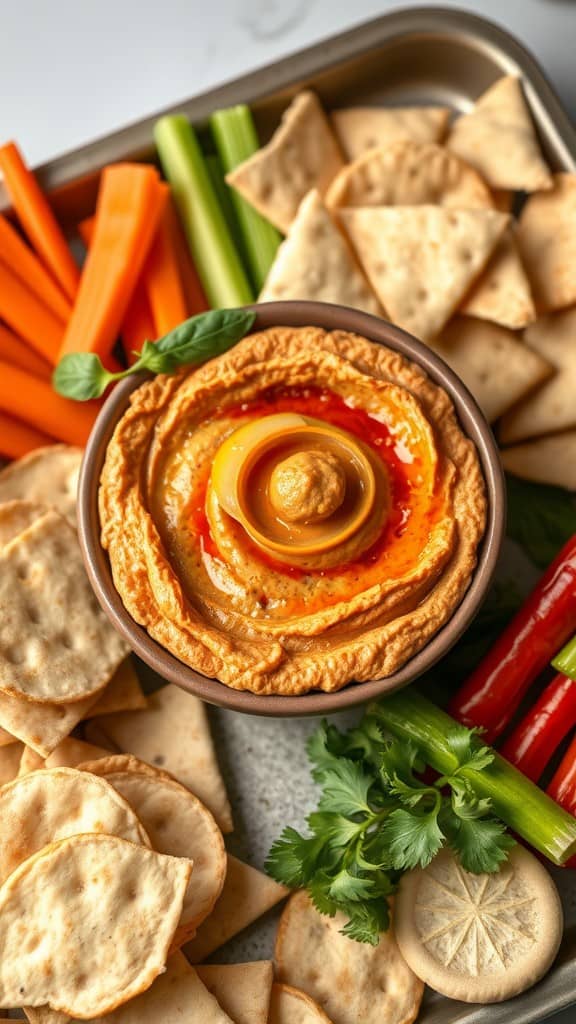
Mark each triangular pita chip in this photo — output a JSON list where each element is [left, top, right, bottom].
[[500, 308, 576, 442], [492, 190, 515, 213], [196, 962, 274, 1024], [87, 683, 233, 833], [518, 173, 576, 311], [259, 190, 382, 315], [432, 316, 552, 422], [0, 726, 15, 747], [0, 657, 144, 760], [501, 432, 576, 491], [275, 890, 423, 1024], [87, 658, 147, 717], [447, 75, 552, 191], [0, 445, 82, 522], [19, 745, 45, 774], [460, 229, 536, 329], [184, 854, 288, 962], [269, 983, 334, 1024], [331, 106, 450, 160], [45, 736, 111, 769], [0, 740, 23, 784], [23, 954, 234, 1024], [226, 91, 344, 234], [341, 206, 508, 341], [326, 140, 493, 210]]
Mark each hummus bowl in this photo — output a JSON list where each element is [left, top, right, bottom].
[[78, 302, 505, 715]]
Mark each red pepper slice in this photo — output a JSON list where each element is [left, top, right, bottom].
[[548, 735, 576, 814], [499, 673, 576, 782], [449, 534, 576, 743]]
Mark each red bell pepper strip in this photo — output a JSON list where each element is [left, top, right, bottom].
[[499, 673, 576, 782], [548, 736, 576, 815], [449, 534, 576, 742]]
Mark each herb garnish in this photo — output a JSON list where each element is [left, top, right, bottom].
[[267, 714, 514, 945], [53, 308, 256, 401]]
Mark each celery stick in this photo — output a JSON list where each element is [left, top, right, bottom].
[[553, 634, 576, 680], [210, 105, 282, 292], [154, 115, 253, 308], [370, 691, 576, 866], [205, 153, 245, 261]]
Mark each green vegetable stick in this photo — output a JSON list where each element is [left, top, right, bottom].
[[553, 634, 576, 681], [154, 115, 254, 309], [205, 153, 245, 259], [371, 691, 576, 866], [211, 105, 282, 292]]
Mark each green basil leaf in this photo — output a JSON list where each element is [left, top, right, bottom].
[[53, 354, 113, 401], [147, 308, 256, 372]]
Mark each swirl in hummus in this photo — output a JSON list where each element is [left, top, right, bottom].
[[99, 327, 486, 695]]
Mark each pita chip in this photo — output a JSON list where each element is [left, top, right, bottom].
[[0, 499, 47, 546], [341, 206, 508, 341], [87, 683, 232, 833], [447, 75, 552, 191], [331, 105, 450, 160], [0, 740, 23, 784], [87, 658, 147, 717], [24, 955, 236, 1024], [0, 445, 82, 522], [461, 228, 536, 329], [0, 726, 16, 747], [0, 510, 127, 704], [501, 433, 576, 492], [196, 962, 274, 1024], [432, 316, 551, 422], [492, 190, 515, 213], [275, 891, 423, 1024], [269, 983, 334, 1024], [259, 190, 381, 315], [44, 736, 111, 769], [327, 140, 493, 210], [500, 308, 576, 442], [19, 744, 45, 774], [518, 173, 576, 311], [226, 91, 344, 234], [185, 854, 288, 962]]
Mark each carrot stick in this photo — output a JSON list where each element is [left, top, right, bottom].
[[0, 214, 71, 322], [0, 323, 51, 379], [0, 412, 54, 460], [121, 282, 156, 364], [142, 186, 188, 335], [0, 142, 80, 301], [78, 215, 156, 365], [0, 360, 98, 446], [60, 164, 164, 362], [0, 261, 64, 364], [164, 199, 208, 315]]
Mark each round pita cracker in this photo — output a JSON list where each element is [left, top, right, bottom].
[[0, 446, 82, 523], [0, 834, 191, 1018], [275, 890, 423, 1024], [269, 983, 334, 1023], [0, 500, 47, 548], [78, 754, 226, 936], [0, 766, 150, 883], [326, 140, 494, 210]]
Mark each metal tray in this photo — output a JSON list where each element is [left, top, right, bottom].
[[3, 8, 576, 1023]]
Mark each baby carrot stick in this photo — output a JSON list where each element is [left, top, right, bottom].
[[0, 142, 80, 300], [0, 262, 64, 364], [60, 164, 165, 362], [0, 360, 98, 446], [143, 186, 188, 335], [0, 214, 71, 321], [77, 216, 95, 247], [0, 412, 54, 460], [0, 323, 51, 379]]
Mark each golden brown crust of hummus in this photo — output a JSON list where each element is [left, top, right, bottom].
[[99, 327, 486, 695]]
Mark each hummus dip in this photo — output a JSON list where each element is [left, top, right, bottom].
[[99, 327, 486, 695]]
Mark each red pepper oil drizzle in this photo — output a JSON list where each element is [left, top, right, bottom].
[[187, 386, 426, 581]]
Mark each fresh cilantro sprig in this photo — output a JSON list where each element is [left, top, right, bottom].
[[266, 717, 514, 945]]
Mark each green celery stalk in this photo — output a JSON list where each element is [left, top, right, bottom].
[[210, 105, 282, 292], [205, 153, 245, 260], [370, 690, 576, 866], [552, 635, 576, 680], [154, 114, 254, 308]]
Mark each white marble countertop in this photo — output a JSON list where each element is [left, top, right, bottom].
[[2, 2, 576, 1021]]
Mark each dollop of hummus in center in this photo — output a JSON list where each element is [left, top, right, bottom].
[[269, 449, 346, 523]]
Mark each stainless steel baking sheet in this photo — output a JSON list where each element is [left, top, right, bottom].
[[3, 8, 575, 1022]]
